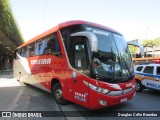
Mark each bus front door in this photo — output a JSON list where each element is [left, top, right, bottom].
[[70, 36, 90, 107]]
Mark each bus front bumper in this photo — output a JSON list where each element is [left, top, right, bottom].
[[88, 88, 136, 109]]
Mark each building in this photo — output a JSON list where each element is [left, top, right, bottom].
[[0, 0, 24, 74]]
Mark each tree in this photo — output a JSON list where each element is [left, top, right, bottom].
[[129, 45, 137, 58], [0, 0, 24, 44], [142, 39, 160, 57], [142, 39, 156, 48], [154, 38, 160, 47]]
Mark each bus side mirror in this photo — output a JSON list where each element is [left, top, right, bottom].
[[71, 31, 98, 52], [127, 41, 144, 57]]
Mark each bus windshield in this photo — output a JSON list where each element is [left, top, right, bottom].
[[85, 26, 134, 83]]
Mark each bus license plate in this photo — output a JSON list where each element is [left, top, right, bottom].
[[120, 98, 127, 103]]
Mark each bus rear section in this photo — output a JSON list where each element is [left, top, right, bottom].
[[14, 20, 143, 109], [13, 32, 68, 93]]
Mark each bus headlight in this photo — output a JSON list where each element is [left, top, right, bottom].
[[83, 81, 110, 94]]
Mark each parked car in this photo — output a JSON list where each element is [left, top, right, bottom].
[[134, 63, 160, 92]]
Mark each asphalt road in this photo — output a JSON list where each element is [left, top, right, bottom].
[[0, 74, 160, 120]]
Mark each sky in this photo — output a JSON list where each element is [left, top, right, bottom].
[[10, 0, 160, 42]]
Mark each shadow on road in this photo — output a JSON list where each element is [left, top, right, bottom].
[[141, 89, 160, 96]]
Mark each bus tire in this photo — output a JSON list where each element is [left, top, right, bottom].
[[52, 83, 68, 105], [135, 80, 143, 92]]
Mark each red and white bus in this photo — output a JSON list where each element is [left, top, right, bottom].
[[14, 20, 143, 109]]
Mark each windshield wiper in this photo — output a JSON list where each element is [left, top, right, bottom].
[[95, 74, 115, 82]]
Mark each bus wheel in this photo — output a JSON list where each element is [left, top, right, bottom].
[[52, 83, 68, 105], [135, 80, 143, 92]]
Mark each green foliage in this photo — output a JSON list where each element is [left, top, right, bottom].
[[0, 0, 12, 34], [142, 39, 160, 48], [0, 0, 24, 44], [142, 39, 160, 57], [154, 38, 160, 46], [129, 45, 137, 58]]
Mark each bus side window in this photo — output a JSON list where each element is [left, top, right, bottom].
[[35, 40, 44, 56], [54, 34, 61, 57], [28, 43, 35, 57], [35, 41, 39, 56], [22, 46, 27, 57], [44, 33, 62, 57], [40, 40, 46, 55], [71, 37, 89, 71], [74, 44, 87, 69], [18, 49, 22, 56]]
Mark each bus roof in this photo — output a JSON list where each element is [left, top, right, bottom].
[[58, 20, 122, 34], [18, 20, 122, 49]]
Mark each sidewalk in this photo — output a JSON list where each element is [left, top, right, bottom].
[[0, 70, 13, 77], [0, 72, 21, 87]]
